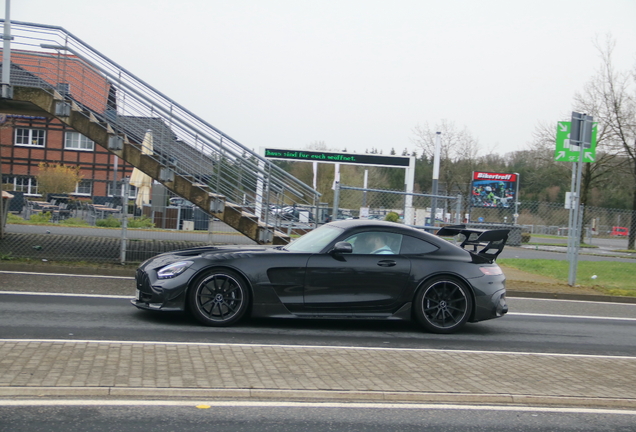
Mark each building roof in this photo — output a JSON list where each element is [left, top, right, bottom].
[[1, 50, 110, 113]]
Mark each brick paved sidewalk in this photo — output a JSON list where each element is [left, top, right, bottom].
[[1, 340, 636, 408]]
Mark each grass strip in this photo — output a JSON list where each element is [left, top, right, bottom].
[[499, 258, 636, 297]]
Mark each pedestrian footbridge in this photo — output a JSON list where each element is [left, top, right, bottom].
[[0, 21, 320, 244]]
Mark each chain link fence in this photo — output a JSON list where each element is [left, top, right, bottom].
[[513, 201, 634, 242], [335, 185, 462, 226], [1, 186, 634, 264], [333, 186, 634, 248]]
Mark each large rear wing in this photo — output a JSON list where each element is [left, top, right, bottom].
[[436, 225, 510, 261]]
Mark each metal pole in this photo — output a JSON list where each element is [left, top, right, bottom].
[[455, 194, 462, 224], [513, 172, 520, 225], [1, 0, 12, 99], [566, 161, 577, 266], [120, 178, 129, 264], [0, 132, 4, 240], [332, 181, 340, 222], [567, 114, 591, 285], [404, 156, 415, 225], [430, 132, 441, 226], [112, 155, 118, 205], [362, 169, 368, 207]]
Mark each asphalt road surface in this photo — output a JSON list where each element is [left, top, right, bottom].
[[1, 272, 635, 356], [2, 402, 635, 432], [2, 271, 636, 431]]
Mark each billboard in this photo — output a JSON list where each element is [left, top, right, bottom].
[[470, 172, 518, 208]]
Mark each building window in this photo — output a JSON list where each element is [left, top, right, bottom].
[[107, 182, 137, 199], [64, 131, 95, 151], [4, 176, 39, 195], [15, 128, 46, 147], [74, 180, 92, 196]]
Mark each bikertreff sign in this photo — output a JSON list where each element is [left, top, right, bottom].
[[470, 172, 518, 208]]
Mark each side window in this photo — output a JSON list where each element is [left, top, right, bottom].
[[344, 232, 403, 255], [399, 235, 439, 255]]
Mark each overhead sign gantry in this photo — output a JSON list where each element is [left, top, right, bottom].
[[261, 148, 416, 224]]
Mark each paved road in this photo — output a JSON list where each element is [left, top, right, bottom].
[[2, 271, 636, 409], [2, 402, 635, 432], [1, 291, 636, 356], [501, 246, 635, 262]]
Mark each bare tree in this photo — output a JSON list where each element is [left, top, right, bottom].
[[573, 37, 636, 249], [412, 120, 481, 197]]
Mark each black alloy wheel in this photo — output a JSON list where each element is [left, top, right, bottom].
[[414, 277, 472, 334], [188, 270, 249, 326]]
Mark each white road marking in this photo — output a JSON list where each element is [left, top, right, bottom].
[[0, 399, 634, 415], [507, 312, 636, 321], [0, 291, 131, 299], [2, 338, 636, 360], [1, 292, 635, 319], [0, 270, 133, 279], [511, 296, 636, 306]]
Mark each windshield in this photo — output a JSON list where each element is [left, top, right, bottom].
[[283, 224, 344, 253]]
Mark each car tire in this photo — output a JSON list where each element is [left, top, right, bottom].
[[414, 277, 473, 334], [188, 269, 250, 327]]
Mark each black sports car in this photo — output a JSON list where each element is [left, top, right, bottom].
[[132, 220, 509, 333]]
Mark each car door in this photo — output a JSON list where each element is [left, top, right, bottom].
[[303, 231, 411, 312]]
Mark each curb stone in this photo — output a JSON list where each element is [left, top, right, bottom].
[[1, 388, 636, 409]]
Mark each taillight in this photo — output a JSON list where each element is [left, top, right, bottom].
[[479, 265, 503, 276]]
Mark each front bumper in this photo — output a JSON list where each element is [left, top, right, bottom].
[[131, 267, 191, 312]]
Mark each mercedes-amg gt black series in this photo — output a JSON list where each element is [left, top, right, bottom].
[[132, 220, 509, 333]]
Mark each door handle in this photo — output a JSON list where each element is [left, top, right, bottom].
[[377, 260, 396, 267]]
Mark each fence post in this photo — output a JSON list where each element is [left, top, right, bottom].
[[120, 179, 129, 265], [455, 194, 462, 224], [332, 182, 340, 222]]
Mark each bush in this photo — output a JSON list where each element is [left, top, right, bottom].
[[60, 217, 90, 226], [96, 215, 121, 228], [29, 212, 52, 224], [128, 216, 154, 228], [384, 212, 400, 223], [521, 232, 531, 243], [7, 213, 25, 224]]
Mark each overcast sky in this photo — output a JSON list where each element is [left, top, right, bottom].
[[7, 0, 636, 156]]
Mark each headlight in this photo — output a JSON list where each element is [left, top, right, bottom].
[[157, 261, 193, 279]]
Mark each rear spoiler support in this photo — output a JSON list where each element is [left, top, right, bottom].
[[436, 225, 510, 261]]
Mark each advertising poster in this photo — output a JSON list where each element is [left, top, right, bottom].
[[471, 172, 518, 208]]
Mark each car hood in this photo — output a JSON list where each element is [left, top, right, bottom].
[[140, 244, 285, 270]]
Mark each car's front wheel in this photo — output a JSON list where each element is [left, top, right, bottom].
[[414, 277, 472, 334], [188, 270, 249, 326]]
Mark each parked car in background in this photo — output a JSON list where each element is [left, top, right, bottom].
[[169, 197, 195, 207], [611, 226, 629, 237]]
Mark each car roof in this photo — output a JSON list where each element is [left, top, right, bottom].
[[325, 219, 460, 251], [327, 219, 429, 236]]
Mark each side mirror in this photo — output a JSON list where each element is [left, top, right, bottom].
[[330, 241, 353, 255]]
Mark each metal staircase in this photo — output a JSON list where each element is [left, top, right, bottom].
[[0, 21, 320, 244]]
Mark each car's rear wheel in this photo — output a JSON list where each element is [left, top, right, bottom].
[[414, 277, 472, 334], [188, 270, 249, 326]]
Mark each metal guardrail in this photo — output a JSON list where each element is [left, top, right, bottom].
[[0, 20, 320, 227]]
